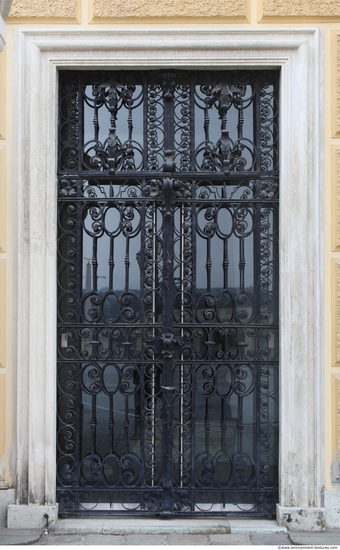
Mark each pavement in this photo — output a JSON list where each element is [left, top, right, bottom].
[[0, 523, 339, 546]]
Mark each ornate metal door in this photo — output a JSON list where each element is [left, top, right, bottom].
[[57, 70, 279, 516]]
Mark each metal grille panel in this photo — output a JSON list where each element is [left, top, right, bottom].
[[57, 70, 279, 516]]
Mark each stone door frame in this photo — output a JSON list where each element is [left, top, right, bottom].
[[9, 28, 324, 529]]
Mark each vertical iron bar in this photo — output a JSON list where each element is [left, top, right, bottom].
[[191, 180, 197, 511], [190, 73, 195, 172], [223, 237, 229, 290], [239, 237, 245, 291], [140, 363, 146, 500], [206, 238, 211, 293], [128, 101, 133, 142], [255, 72, 261, 174], [237, 102, 244, 140], [238, 395, 244, 455], [92, 237, 98, 292], [78, 74, 83, 172], [205, 397, 210, 457], [180, 204, 185, 487], [91, 394, 97, 456], [256, 363, 261, 492], [143, 76, 148, 170], [124, 395, 129, 455], [192, 180, 197, 328], [273, 73, 280, 171], [151, 204, 157, 487], [93, 101, 99, 142], [125, 236, 130, 293], [109, 236, 114, 291], [221, 397, 226, 451], [76, 363, 82, 511], [140, 183, 146, 324], [109, 394, 114, 454]]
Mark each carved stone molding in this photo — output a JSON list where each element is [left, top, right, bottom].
[[0, 0, 12, 20]]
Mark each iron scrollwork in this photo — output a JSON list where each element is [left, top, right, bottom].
[[57, 69, 279, 517]]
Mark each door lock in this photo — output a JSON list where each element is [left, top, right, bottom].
[[161, 385, 175, 392]]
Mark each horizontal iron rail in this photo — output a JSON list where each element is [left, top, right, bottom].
[[57, 171, 279, 181]]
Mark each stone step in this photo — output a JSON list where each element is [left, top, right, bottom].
[[51, 518, 286, 536], [0, 528, 42, 545]]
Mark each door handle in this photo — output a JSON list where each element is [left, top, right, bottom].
[[161, 385, 175, 393]]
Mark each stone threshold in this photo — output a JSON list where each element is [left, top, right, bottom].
[[51, 518, 287, 536], [0, 528, 42, 546]]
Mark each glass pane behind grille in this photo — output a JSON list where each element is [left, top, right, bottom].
[[57, 70, 279, 516]]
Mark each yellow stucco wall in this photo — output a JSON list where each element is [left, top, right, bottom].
[[9, 0, 79, 20], [91, 0, 247, 19], [261, 0, 340, 18], [1, 0, 339, 494]]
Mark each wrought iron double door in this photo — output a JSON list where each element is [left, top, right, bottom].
[[57, 70, 279, 516]]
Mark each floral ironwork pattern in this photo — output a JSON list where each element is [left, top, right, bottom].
[[57, 69, 279, 517]]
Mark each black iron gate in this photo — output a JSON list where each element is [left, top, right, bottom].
[[57, 70, 279, 516]]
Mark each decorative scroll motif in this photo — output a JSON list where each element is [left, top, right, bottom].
[[210, 78, 246, 174], [57, 69, 279, 517], [59, 73, 79, 171], [194, 72, 256, 174], [259, 71, 279, 172], [174, 72, 191, 171], [82, 72, 143, 173], [147, 74, 164, 171], [58, 70, 279, 177]]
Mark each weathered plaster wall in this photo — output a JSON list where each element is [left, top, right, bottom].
[[92, 0, 246, 18]]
